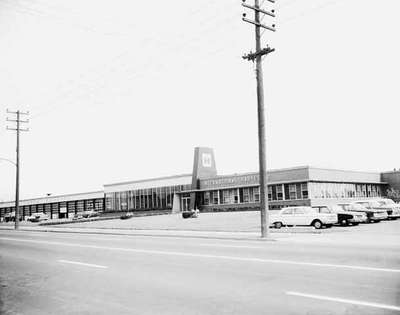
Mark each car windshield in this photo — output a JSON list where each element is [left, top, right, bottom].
[[368, 201, 382, 207], [281, 209, 294, 215], [378, 199, 395, 206], [317, 207, 332, 214], [351, 203, 368, 211]]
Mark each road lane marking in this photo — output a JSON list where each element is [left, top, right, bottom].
[[286, 291, 400, 311], [198, 243, 263, 249], [1, 237, 399, 273], [58, 260, 108, 269]]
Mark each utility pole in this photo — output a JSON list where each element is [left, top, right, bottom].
[[6, 109, 29, 230], [242, 0, 276, 238]]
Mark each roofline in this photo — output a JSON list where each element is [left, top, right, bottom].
[[308, 166, 382, 175], [104, 173, 192, 187], [199, 166, 311, 181], [381, 170, 400, 174], [0, 190, 104, 206]]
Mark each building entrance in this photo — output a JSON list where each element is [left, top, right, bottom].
[[181, 194, 191, 211]]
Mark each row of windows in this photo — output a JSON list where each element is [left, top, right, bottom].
[[309, 183, 382, 199], [199, 182, 383, 205], [105, 184, 192, 211], [200, 183, 309, 205], [0, 198, 104, 218]]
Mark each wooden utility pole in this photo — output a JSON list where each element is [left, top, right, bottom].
[[242, 0, 275, 238], [6, 109, 29, 230]]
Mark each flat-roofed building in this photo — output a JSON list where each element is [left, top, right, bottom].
[[0, 147, 398, 220], [0, 191, 104, 220]]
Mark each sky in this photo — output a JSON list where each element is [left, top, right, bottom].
[[0, 0, 399, 201]]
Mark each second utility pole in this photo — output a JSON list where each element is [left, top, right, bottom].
[[242, 0, 276, 238], [6, 109, 29, 230], [255, 2, 268, 239]]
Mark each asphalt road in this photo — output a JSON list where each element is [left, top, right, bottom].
[[0, 230, 399, 315]]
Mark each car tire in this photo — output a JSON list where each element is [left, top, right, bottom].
[[274, 222, 283, 229], [340, 219, 348, 226], [312, 220, 323, 229]]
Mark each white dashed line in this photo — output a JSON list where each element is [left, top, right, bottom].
[[286, 291, 400, 311], [58, 259, 108, 269], [1, 237, 399, 273]]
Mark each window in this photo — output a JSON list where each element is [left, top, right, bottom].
[[254, 187, 260, 203], [212, 191, 219, 204], [276, 185, 283, 200], [243, 188, 250, 203], [95, 199, 104, 211], [67, 202, 75, 213], [234, 189, 239, 204], [268, 186, 272, 201], [203, 192, 210, 205], [85, 200, 94, 211], [301, 183, 308, 199], [76, 201, 84, 213], [222, 190, 231, 204], [105, 193, 113, 211], [294, 208, 305, 214], [282, 209, 293, 215], [289, 184, 297, 200]]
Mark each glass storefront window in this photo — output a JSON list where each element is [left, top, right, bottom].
[[212, 191, 219, 204], [268, 186, 272, 201], [254, 187, 260, 203], [204, 192, 210, 205], [276, 185, 283, 200]]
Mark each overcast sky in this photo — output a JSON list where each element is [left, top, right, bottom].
[[0, 0, 399, 201]]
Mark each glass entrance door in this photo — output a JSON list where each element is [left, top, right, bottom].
[[181, 195, 191, 211]]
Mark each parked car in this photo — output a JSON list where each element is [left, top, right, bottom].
[[337, 202, 387, 223], [29, 213, 50, 222], [72, 213, 83, 220], [82, 210, 99, 218], [4, 211, 23, 222], [270, 206, 337, 229], [26, 213, 38, 221], [120, 212, 134, 220], [358, 199, 400, 220], [182, 209, 199, 219], [312, 205, 367, 226]]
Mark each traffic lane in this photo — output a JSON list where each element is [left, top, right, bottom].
[[1, 237, 399, 314], [1, 230, 400, 271], [1, 246, 399, 315]]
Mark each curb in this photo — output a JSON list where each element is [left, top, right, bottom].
[[0, 227, 278, 242]]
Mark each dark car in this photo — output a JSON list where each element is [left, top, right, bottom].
[[182, 209, 199, 219], [82, 210, 99, 218], [355, 199, 400, 220], [312, 205, 367, 226], [337, 203, 387, 223], [120, 212, 134, 220]]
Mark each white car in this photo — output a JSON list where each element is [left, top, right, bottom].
[[270, 206, 337, 229], [372, 199, 400, 220], [28, 213, 50, 222]]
